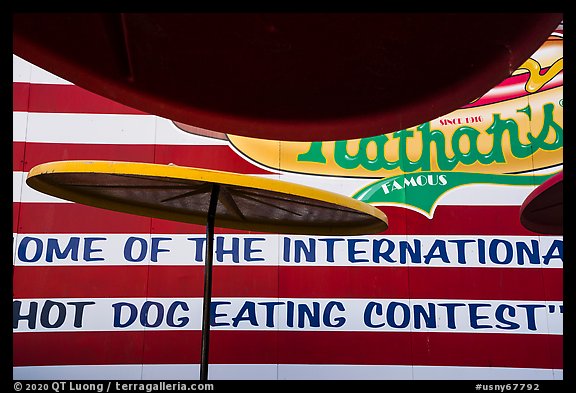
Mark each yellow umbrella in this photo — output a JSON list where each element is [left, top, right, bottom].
[[26, 160, 388, 380]]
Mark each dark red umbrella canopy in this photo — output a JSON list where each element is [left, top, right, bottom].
[[13, 13, 563, 141], [520, 171, 563, 235]]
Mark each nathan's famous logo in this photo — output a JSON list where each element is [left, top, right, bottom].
[[225, 93, 563, 176], [174, 33, 563, 217]]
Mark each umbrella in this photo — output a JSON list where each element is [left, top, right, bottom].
[[13, 13, 563, 141], [519, 171, 562, 235], [26, 160, 389, 379]]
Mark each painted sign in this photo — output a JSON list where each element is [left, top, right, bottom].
[[13, 24, 563, 380]]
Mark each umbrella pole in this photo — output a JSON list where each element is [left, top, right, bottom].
[[200, 183, 220, 380]]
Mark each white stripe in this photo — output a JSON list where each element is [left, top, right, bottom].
[[12, 233, 564, 268], [531, 165, 564, 175], [13, 112, 28, 142], [144, 364, 277, 380], [17, 113, 232, 146], [257, 172, 371, 196], [13, 55, 73, 84], [13, 364, 563, 380], [281, 365, 563, 380], [437, 183, 536, 205], [13, 55, 32, 83], [13, 173, 24, 206], [411, 365, 563, 380], [15, 172, 69, 204], [24, 113, 157, 144], [12, 298, 563, 334]]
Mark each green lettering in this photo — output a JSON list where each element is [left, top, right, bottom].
[[334, 135, 399, 171], [492, 114, 533, 159], [297, 141, 327, 164], [334, 140, 362, 169], [528, 103, 563, 150], [481, 114, 507, 164], [394, 129, 423, 172], [517, 104, 532, 120], [358, 135, 398, 171], [418, 123, 457, 171], [452, 126, 481, 165], [298, 103, 561, 174]]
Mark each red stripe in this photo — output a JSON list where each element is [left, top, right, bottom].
[[13, 330, 562, 369], [13, 82, 30, 112], [280, 266, 562, 301], [19, 142, 155, 171], [13, 82, 146, 114], [281, 331, 562, 369], [387, 205, 542, 236], [542, 267, 564, 301], [13, 266, 150, 299], [14, 202, 253, 234], [13, 142, 25, 171], [15, 202, 155, 234], [410, 332, 562, 369], [13, 266, 278, 298], [14, 203, 543, 235], [13, 204, 21, 235], [16, 142, 271, 174], [13, 266, 562, 301]]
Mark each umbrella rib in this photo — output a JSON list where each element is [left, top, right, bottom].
[[218, 186, 245, 220], [160, 183, 213, 203], [233, 191, 303, 217], [232, 188, 361, 215]]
